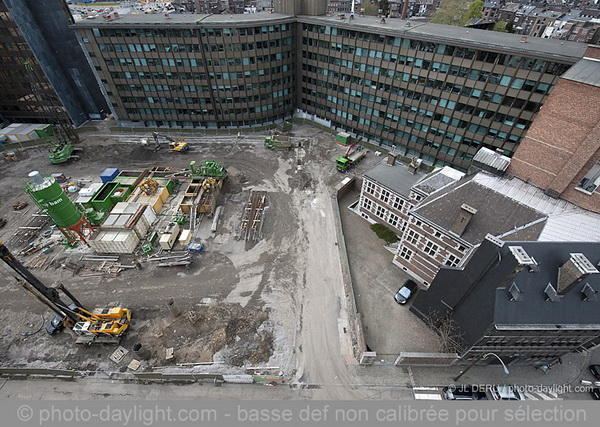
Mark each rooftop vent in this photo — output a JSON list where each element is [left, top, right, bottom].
[[386, 152, 397, 166], [485, 233, 504, 248], [449, 204, 477, 237], [544, 283, 563, 302], [581, 283, 598, 301], [508, 246, 536, 266], [407, 157, 422, 174], [557, 253, 599, 295], [528, 257, 540, 273], [509, 282, 523, 301]]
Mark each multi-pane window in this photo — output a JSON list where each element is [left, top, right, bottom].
[[364, 180, 376, 195], [388, 212, 399, 228], [405, 229, 419, 244], [375, 205, 386, 218], [380, 189, 390, 204], [362, 197, 372, 211], [424, 240, 439, 257], [392, 197, 404, 210], [445, 254, 460, 267], [399, 246, 413, 261]]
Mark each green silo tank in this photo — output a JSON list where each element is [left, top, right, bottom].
[[25, 171, 82, 228]]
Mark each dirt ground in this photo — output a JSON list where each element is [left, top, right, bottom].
[[0, 121, 372, 377]]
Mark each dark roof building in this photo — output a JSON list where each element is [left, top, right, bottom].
[[411, 236, 600, 364]]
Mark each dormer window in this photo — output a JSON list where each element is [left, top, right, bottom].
[[577, 161, 600, 194]]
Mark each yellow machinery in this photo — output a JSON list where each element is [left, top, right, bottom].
[[144, 132, 189, 153], [202, 177, 217, 191], [139, 178, 159, 195], [0, 241, 132, 342], [168, 141, 189, 153]]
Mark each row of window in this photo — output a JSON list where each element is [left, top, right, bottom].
[[361, 197, 401, 229], [140, 114, 291, 129], [92, 24, 291, 39], [111, 65, 292, 82], [115, 76, 293, 94], [310, 97, 519, 153], [97, 38, 292, 53], [303, 49, 554, 95], [302, 25, 570, 75], [303, 63, 543, 113], [305, 97, 493, 162], [402, 228, 462, 267], [363, 181, 408, 212], [319, 91, 523, 144], [124, 100, 291, 117], [121, 89, 292, 106], [304, 76, 532, 131]]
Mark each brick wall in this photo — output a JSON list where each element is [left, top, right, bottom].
[[508, 75, 600, 213]]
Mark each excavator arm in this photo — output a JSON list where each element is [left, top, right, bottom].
[[0, 241, 82, 324]]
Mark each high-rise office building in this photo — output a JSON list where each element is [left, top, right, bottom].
[[0, 0, 108, 126], [73, 13, 586, 169]]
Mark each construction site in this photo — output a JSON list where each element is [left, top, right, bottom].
[[0, 121, 369, 385]]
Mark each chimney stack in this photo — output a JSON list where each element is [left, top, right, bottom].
[[557, 253, 598, 295], [449, 204, 477, 236], [386, 152, 397, 166]]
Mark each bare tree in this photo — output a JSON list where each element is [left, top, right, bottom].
[[424, 310, 465, 354]]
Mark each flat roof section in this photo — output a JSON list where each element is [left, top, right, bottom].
[[72, 12, 294, 27], [300, 15, 587, 63], [73, 11, 587, 63], [561, 58, 600, 88]]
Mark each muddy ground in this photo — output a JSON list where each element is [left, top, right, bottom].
[[0, 122, 380, 376]]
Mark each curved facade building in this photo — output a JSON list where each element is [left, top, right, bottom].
[[75, 14, 296, 129], [74, 13, 586, 170]]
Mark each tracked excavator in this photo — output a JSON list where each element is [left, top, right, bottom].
[[0, 241, 131, 344], [142, 132, 189, 153]]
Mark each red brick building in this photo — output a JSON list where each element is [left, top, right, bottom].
[[507, 46, 600, 213]]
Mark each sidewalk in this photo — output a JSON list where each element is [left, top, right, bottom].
[[411, 350, 591, 388]]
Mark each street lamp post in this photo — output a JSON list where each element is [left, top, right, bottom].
[[453, 352, 510, 382]]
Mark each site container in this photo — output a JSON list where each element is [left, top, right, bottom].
[[100, 168, 120, 183]]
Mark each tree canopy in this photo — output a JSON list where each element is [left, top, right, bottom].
[[379, 0, 390, 16], [431, 0, 484, 26]]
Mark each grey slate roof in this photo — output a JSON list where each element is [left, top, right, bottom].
[[472, 172, 600, 241], [412, 174, 547, 245], [363, 160, 426, 198], [561, 58, 600, 88], [494, 242, 600, 327]]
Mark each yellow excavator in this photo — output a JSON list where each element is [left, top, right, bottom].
[[142, 132, 189, 153], [0, 241, 131, 344]]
